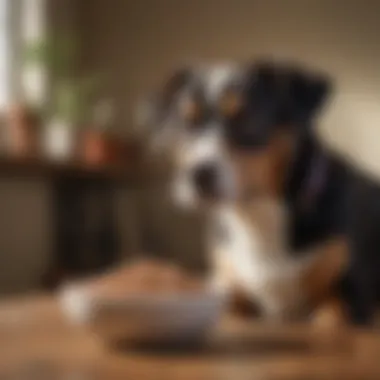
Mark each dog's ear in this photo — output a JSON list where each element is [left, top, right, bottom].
[[256, 62, 277, 84], [136, 68, 191, 128], [160, 68, 191, 110], [248, 61, 278, 96], [288, 70, 332, 122], [135, 68, 191, 150]]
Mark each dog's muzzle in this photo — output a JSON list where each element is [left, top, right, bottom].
[[192, 163, 221, 199]]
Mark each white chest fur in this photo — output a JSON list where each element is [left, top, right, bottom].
[[209, 202, 315, 320]]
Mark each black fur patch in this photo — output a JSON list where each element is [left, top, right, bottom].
[[224, 62, 332, 150], [284, 134, 349, 252]]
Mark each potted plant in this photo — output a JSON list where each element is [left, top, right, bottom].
[[23, 34, 102, 160], [4, 103, 41, 158], [46, 76, 100, 160], [81, 98, 119, 166]]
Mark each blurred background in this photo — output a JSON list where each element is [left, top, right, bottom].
[[0, 0, 380, 295]]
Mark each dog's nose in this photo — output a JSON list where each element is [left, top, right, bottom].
[[192, 163, 220, 197]]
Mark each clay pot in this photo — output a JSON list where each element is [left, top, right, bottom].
[[81, 130, 143, 168], [81, 130, 115, 166], [6, 104, 40, 157]]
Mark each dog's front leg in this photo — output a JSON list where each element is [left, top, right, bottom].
[[208, 247, 260, 315], [301, 237, 348, 308], [208, 246, 236, 294]]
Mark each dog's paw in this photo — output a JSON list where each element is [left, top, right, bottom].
[[311, 297, 348, 328]]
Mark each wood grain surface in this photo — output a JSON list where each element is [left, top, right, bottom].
[[0, 295, 379, 379]]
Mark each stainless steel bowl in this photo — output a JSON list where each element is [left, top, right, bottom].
[[59, 283, 226, 345]]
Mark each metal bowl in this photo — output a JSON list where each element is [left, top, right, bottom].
[[59, 283, 226, 346]]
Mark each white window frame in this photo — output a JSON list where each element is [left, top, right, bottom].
[[21, 0, 47, 108], [0, 0, 47, 110], [0, 0, 11, 108]]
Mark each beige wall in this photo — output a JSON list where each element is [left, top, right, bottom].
[[77, 0, 380, 170], [73, 0, 380, 266]]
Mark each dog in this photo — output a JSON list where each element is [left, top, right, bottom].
[[140, 61, 379, 326]]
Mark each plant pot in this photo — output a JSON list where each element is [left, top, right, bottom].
[[44, 119, 75, 161], [81, 130, 114, 166], [5, 104, 40, 157]]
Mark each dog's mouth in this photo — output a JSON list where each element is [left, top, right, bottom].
[[171, 178, 229, 211], [172, 169, 269, 211], [172, 161, 272, 209], [193, 180, 222, 201], [172, 173, 268, 210]]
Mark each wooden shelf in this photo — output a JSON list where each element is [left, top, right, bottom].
[[0, 156, 140, 183]]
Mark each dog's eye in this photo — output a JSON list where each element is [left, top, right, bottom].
[[219, 91, 243, 118], [180, 97, 203, 124]]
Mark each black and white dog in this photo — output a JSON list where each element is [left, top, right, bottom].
[[141, 61, 380, 326]]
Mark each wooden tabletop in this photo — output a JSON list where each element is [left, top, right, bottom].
[[1, 295, 380, 379]]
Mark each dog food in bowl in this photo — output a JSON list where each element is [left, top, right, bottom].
[[89, 259, 204, 297], [59, 259, 226, 346]]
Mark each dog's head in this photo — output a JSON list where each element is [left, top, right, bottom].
[[141, 61, 332, 210]]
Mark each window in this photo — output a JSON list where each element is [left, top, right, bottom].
[[22, 0, 47, 107], [0, 0, 47, 109], [0, 0, 10, 108]]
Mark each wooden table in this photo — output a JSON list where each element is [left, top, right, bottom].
[[1, 295, 380, 379]]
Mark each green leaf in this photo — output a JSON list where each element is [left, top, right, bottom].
[[23, 33, 79, 78], [23, 32, 106, 128]]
